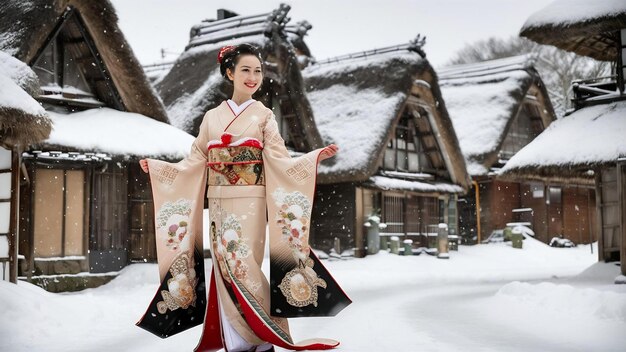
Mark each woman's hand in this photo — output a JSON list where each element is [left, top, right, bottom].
[[319, 144, 338, 162], [139, 159, 149, 173]]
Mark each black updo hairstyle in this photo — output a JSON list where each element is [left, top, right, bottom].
[[218, 43, 264, 81]]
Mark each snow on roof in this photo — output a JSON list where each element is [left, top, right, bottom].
[[306, 84, 406, 175], [501, 101, 626, 173], [0, 51, 44, 116], [303, 51, 424, 178], [46, 108, 194, 158], [0, 51, 38, 92], [367, 176, 465, 194], [521, 0, 626, 30], [439, 55, 536, 175], [306, 50, 420, 80]]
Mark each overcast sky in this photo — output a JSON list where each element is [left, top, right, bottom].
[[110, 0, 554, 69]]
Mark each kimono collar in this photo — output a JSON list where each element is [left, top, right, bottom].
[[226, 99, 256, 116]]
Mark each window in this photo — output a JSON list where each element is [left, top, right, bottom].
[[548, 187, 562, 205], [92, 166, 128, 252], [30, 9, 119, 110], [33, 169, 86, 257], [0, 148, 11, 239], [530, 182, 544, 198], [384, 110, 432, 172], [499, 109, 541, 160]]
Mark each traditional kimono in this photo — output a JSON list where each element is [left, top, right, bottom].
[[137, 99, 351, 351]]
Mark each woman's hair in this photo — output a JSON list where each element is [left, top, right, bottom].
[[218, 43, 264, 80]]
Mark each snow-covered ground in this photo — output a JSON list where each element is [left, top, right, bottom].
[[1, 237, 625, 352]]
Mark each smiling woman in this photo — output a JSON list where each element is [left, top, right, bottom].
[[137, 43, 349, 352]]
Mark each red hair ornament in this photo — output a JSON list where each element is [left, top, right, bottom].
[[217, 45, 235, 64]]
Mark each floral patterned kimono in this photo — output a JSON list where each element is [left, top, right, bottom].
[[137, 100, 351, 351]]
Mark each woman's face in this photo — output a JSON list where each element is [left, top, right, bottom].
[[227, 54, 263, 97]]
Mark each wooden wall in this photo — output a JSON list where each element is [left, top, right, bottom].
[[311, 183, 356, 253]]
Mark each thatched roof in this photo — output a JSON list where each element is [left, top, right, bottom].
[[439, 55, 555, 176], [303, 42, 470, 191], [520, 0, 626, 61], [156, 4, 324, 152], [0, 0, 168, 122], [499, 100, 626, 182], [0, 51, 51, 147]]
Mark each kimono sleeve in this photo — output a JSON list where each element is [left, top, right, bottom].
[[262, 112, 352, 318], [136, 113, 209, 338]]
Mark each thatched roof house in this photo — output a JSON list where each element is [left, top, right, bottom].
[[438, 54, 555, 176], [301, 39, 469, 255], [303, 41, 470, 191], [0, 0, 190, 290], [501, 101, 626, 180], [156, 4, 324, 152], [438, 55, 599, 246], [0, 50, 51, 283], [0, 0, 168, 123], [0, 51, 51, 147], [504, 0, 626, 278], [520, 0, 626, 61]]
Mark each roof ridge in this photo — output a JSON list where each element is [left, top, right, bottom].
[[313, 34, 426, 65], [438, 54, 536, 80], [186, 3, 292, 50]]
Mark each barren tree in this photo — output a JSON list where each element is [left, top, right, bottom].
[[447, 36, 611, 117]]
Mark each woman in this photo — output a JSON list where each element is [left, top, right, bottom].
[[136, 44, 351, 352]]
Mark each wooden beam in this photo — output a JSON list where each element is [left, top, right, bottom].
[[595, 170, 605, 262], [8, 147, 21, 283], [617, 161, 626, 275]]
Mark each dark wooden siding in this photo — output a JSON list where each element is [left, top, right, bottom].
[[311, 183, 356, 253]]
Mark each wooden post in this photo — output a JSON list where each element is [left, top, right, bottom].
[[8, 147, 21, 283], [472, 180, 481, 244], [617, 160, 626, 275], [595, 171, 604, 262]]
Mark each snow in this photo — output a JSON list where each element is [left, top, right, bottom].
[[305, 50, 420, 79], [522, 0, 626, 30], [46, 108, 194, 158], [501, 101, 626, 172], [438, 55, 535, 174], [0, 52, 46, 117], [2, 234, 624, 351], [304, 84, 406, 175], [368, 175, 465, 194], [0, 51, 38, 92]]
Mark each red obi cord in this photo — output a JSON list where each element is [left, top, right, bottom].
[[207, 133, 263, 151]]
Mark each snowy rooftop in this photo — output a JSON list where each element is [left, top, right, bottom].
[[0, 51, 51, 145], [45, 108, 194, 159], [0, 53, 45, 118], [303, 50, 424, 179], [500, 101, 626, 175], [520, 0, 626, 62], [438, 55, 542, 175], [521, 0, 626, 30], [186, 4, 290, 50], [367, 176, 464, 194]]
